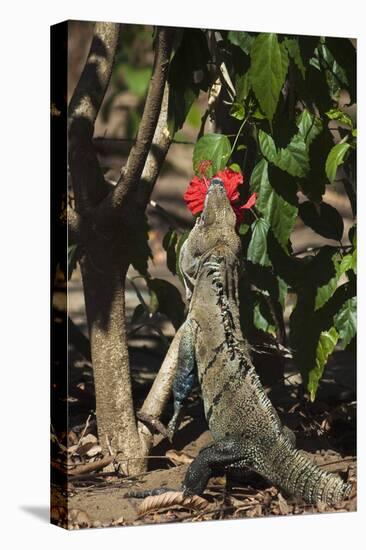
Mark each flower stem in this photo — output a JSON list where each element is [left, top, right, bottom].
[[229, 115, 249, 160], [250, 207, 259, 220]]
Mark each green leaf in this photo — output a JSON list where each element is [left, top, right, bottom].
[[277, 134, 309, 177], [67, 244, 78, 281], [298, 201, 344, 241], [299, 127, 334, 202], [270, 110, 317, 177], [249, 33, 288, 121], [228, 31, 254, 55], [235, 73, 251, 102], [326, 108, 353, 129], [324, 38, 356, 103], [317, 43, 349, 97], [258, 130, 277, 163], [146, 278, 185, 330], [308, 327, 339, 401], [296, 110, 323, 147], [250, 159, 298, 249], [252, 108, 266, 120], [247, 218, 270, 266], [325, 142, 351, 183], [230, 102, 245, 121], [314, 254, 341, 310], [283, 37, 306, 78], [334, 296, 356, 349], [340, 251, 356, 275], [238, 223, 250, 236], [341, 250, 356, 273], [193, 134, 231, 177], [253, 298, 276, 335], [229, 163, 242, 173]]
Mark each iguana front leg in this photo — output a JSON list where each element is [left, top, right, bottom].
[[167, 319, 197, 440]]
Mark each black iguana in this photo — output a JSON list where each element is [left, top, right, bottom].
[[166, 177, 351, 505]]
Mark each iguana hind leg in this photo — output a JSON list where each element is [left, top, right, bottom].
[[167, 319, 197, 440], [182, 436, 256, 496]]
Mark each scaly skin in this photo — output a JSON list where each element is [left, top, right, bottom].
[[169, 178, 351, 505]]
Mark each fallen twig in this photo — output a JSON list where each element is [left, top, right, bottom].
[[68, 456, 114, 477], [68, 470, 122, 483], [136, 411, 170, 439]]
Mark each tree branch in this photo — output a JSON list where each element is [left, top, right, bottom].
[[95, 28, 174, 226], [94, 82, 173, 236], [68, 22, 120, 212], [137, 324, 184, 449], [135, 81, 172, 209]]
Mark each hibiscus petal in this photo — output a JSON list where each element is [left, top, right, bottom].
[[183, 168, 251, 220], [242, 192, 257, 210], [185, 198, 205, 215]]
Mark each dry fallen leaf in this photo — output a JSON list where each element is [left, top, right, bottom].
[[68, 508, 91, 528], [111, 516, 125, 526], [79, 433, 97, 445], [246, 504, 262, 518], [278, 492, 290, 515], [138, 491, 210, 516], [86, 444, 102, 457]]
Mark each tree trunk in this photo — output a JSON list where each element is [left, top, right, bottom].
[[68, 24, 175, 474], [79, 238, 144, 474]]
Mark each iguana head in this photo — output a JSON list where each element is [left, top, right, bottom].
[[180, 177, 241, 299]]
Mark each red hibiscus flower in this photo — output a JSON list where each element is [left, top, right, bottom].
[[184, 167, 256, 224]]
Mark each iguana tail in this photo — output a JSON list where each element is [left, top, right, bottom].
[[267, 437, 352, 504]]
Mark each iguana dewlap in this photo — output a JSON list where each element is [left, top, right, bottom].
[[169, 177, 351, 505]]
